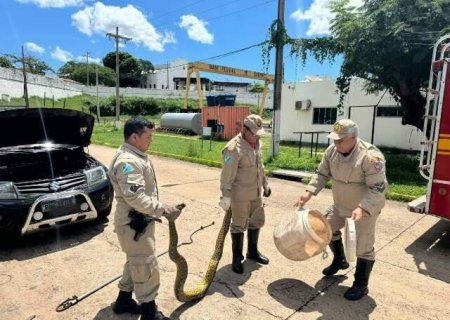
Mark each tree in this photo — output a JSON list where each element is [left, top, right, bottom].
[[103, 51, 140, 87], [57, 61, 116, 86], [0, 56, 13, 68], [264, 0, 450, 129], [249, 82, 265, 93], [103, 52, 153, 87], [138, 58, 154, 74], [5, 54, 53, 75]]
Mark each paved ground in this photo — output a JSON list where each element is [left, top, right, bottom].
[[0, 144, 449, 320]]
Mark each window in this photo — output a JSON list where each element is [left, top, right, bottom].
[[376, 106, 402, 117], [313, 107, 337, 124]]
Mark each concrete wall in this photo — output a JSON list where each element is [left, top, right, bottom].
[[0, 67, 82, 100], [280, 78, 423, 151], [82, 85, 272, 106], [0, 66, 273, 107]]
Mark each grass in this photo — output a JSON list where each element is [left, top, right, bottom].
[[0, 94, 97, 112], [91, 120, 427, 202]]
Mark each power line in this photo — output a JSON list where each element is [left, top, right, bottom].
[[198, 41, 267, 63], [151, 41, 267, 73], [206, 0, 275, 23], [151, 0, 207, 21], [157, 0, 275, 29]]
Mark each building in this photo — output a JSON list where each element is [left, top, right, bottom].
[[141, 58, 190, 90], [140, 58, 250, 92], [280, 77, 423, 151]]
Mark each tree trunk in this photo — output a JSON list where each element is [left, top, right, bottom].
[[396, 85, 426, 131]]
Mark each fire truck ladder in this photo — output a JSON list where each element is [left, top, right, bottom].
[[419, 35, 450, 181]]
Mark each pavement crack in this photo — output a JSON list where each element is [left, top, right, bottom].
[[100, 229, 121, 251], [214, 280, 283, 319], [160, 178, 218, 188], [375, 214, 427, 255], [283, 275, 348, 320]]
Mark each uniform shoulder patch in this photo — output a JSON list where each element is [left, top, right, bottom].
[[224, 154, 233, 164], [227, 140, 238, 151], [367, 149, 385, 173], [122, 163, 134, 174]]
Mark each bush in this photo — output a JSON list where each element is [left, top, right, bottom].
[[86, 96, 202, 118], [186, 141, 200, 157]]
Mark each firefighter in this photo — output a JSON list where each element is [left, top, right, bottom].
[[219, 114, 271, 274], [297, 119, 387, 301], [109, 117, 184, 320]]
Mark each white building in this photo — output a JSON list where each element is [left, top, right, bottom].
[[280, 77, 423, 151], [141, 58, 190, 90], [141, 58, 251, 92]]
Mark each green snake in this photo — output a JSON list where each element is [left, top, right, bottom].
[[168, 208, 232, 302]]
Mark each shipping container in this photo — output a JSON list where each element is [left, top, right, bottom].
[[201, 106, 250, 140]]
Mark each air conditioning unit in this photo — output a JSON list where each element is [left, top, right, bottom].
[[295, 99, 311, 111]]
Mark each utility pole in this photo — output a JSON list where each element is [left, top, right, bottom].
[[271, 0, 285, 157], [84, 51, 91, 86], [106, 26, 132, 129], [166, 61, 169, 90], [21, 45, 29, 108], [96, 65, 100, 123]]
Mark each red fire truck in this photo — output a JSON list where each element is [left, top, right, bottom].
[[416, 35, 450, 219]]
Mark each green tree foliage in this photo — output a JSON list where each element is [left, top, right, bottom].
[[5, 54, 53, 75], [249, 82, 265, 93], [264, 0, 450, 129], [57, 61, 116, 86], [87, 96, 197, 116], [0, 56, 13, 68], [103, 52, 153, 87], [138, 59, 154, 74]]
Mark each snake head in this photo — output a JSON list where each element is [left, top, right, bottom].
[[176, 203, 186, 210]]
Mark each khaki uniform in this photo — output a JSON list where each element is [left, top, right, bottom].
[[220, 133, 268, 233], [306, 139, 387, 260], [108, 142, 165, 303]]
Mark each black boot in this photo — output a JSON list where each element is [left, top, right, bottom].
[[231, 232, 244, 274], [322, 239, 350, 276], [344, 258, 375, 301], [141, 300, 171, 320], [112, 290, 141, 314], [246, 229, 269, 265]]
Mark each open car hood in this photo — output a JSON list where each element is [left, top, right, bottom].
[[0, 108, 94, 148]]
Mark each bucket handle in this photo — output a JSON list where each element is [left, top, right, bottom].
[[299, 209, 327, 245]]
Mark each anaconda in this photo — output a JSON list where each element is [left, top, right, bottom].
[[168, 208, 232, 302]]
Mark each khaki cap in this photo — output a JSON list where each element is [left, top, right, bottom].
[[244, 114, 265, 136], [327, 119, 358, 140]]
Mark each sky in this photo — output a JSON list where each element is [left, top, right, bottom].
[[0, 0, 363, 83]]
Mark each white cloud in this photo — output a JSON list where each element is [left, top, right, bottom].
[[76, 55, 101, 64], [16, 0, 84, 8], [290, 0, 363, 36], [24, 42, 45, 54], [71, 2, 176, 52], [179, 15, 214, 44], [51, 46, 73, 62]]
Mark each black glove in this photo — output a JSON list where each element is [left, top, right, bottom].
[[263, 186, 271, 197]]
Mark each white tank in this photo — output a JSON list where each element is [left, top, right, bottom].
[[160, 113, 202, 135], [273, 208, 332, 261]]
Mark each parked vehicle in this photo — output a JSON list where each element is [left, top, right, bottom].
[[0, 108, 114, 238], [416, 34, 450, 220]]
